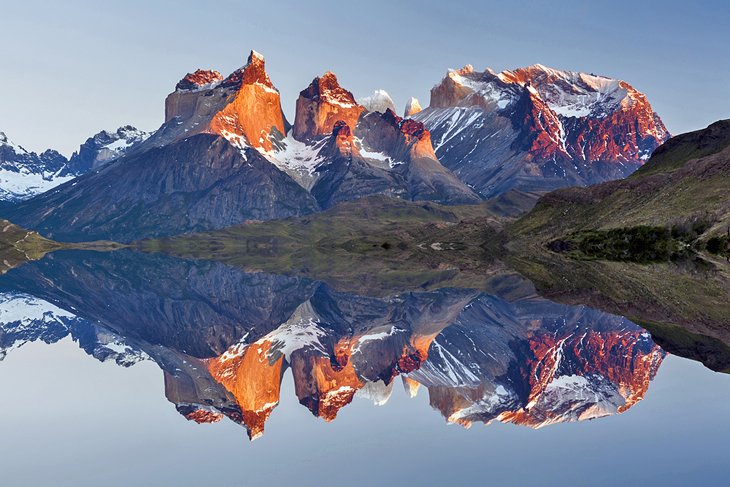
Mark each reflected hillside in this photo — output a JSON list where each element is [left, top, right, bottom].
[[0, 248, 667, 439]]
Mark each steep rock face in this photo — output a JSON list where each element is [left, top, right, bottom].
[[157, 50, 287, 152], [207, 340, 285, 439], [503, 65, 668, 162], [292, 72, 364, 142], [404, 97, 422, 118], [310, 120, 404, 208], [358, 89, 396, 114], [164, 69, 223, 122], [499, 327, 661, 426], [290, 347, 361, 422], [415, 63, 669, 197], [0, 132, 72, 201], [208, 51, 288, 152], [3, 135, 319, 242], [356, 109, 481, 203]]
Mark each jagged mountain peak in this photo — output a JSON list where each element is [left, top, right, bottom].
[[0, 130, 72, 201], [160, 48, 287, 152], [301, 71, 358, 107], [293, 71, 363, 142], [0, 132, 29, 154], [67, 125, 150, 174], [220, 49, 275, 90]]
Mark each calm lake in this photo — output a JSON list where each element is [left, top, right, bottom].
[[0, 249, 728, 486]]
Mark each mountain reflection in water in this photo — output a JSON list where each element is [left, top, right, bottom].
[[0, 249, 665, 440]]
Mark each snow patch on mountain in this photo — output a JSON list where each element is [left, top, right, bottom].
[[0, 167, 74, 201], [0, 292, 75, 325], [262, 131, 328, 189], [358, 89, 396, 114], [0, 125, 149, 201], [262, 301, 326, 361], [356, 379, 394, 406]]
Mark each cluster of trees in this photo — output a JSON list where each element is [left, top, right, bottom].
[[547, 213, 729, 263]]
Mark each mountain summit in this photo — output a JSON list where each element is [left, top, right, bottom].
[[158, 50, 288, 152], [293, 72, 364, 142], [415, 63, 669, 197]]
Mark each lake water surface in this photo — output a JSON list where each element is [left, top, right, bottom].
[[0, 249, 728, 486]]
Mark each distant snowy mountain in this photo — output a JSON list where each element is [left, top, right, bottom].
[[357, 89, 396, 114], [404, 97, 422, 118], [66, 125, 150, 174], [0, 132, 72, 201], [0, 126, 149, 202]]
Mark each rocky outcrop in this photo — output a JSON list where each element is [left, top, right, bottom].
[[293, 72, 364, 142], [159, 50, 288, 152], [174, 69, 223, 91]]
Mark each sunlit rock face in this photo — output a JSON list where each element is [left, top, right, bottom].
[[293, 72, 364, 142], [415, 63, 669, 197], [207, 340, 285, 440], [161, 50, 288, 152]]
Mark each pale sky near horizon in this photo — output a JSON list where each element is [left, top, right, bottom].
[[1, 0, 729, 155]]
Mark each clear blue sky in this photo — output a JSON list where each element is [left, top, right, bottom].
[[1, 0, 729, 155]]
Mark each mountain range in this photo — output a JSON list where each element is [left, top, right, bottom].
[[0, 50, 668, 242], [0, 126, 148, 201]]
